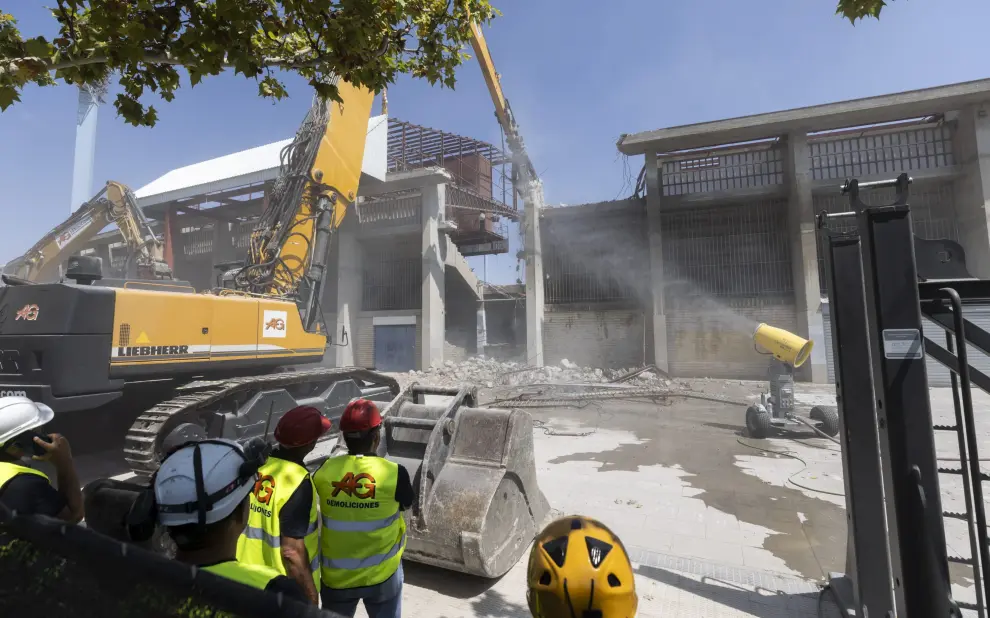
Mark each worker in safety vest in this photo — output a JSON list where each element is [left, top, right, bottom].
[[0, 396, 83, 522], [313, 399, 415, 618], [236, 405, 327, 605], [526, 515, 639, 618], [150, 437, 310, 604]]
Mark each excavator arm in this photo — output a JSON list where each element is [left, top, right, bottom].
[[234, 79, 375, 332], [4, 181, 172, 283], [468, 22, 542, 198]]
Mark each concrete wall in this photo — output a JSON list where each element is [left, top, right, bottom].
[[544, 309, 646, 369], [443, 272, 478, 363], [667, 299, 797, 379]]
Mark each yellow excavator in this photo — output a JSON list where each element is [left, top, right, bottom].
[[2, 180, 173, 283], [1, 74, 547, 578]]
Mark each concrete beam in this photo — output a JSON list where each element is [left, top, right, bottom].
[[359, 167, 453, 198], [618, 78, 990, 155], [785, 133, 828, 383], [334, 220, 361, 367], [421, 182, 446, 369]]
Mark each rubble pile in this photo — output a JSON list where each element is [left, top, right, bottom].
[[405, 357, 673, 390]]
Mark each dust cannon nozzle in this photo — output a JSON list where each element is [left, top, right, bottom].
[[753, 323, 813, 368]]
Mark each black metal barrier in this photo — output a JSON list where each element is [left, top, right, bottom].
[[0, 502, 339, 618], [817, 173, 972, 618]]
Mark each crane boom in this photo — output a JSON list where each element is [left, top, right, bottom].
[[468, 22, 539, 183], [233, 80, 375, 332], [4, 180, 172, 283], [468, 20, 546, 365]]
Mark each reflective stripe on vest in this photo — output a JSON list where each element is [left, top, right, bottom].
[[0, 461, 50, 494], [235, 456, 321, 591], [313, 454, 406, 590], [201, 560, 281, 591]]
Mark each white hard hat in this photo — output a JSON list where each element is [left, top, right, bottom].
[[0, 396, 54, 446], [154, 439, 260, 528]]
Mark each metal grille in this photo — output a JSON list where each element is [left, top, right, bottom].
[[661, 199, 793, 302], [660, 144, 784, 196], [543, 215, 649, 304], [809, 125, 954, 181], [361, 240, 421, 311], [233, 219, 258, 249], [356, 192, 421, 224], [815, 182, 958, 292], [107, 241, 127, 274], [181, 225, 214, 257], [118, 324, 130, 347]]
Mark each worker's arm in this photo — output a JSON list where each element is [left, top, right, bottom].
[[277, 480, 319, 605], [34, 434, 84, 523], [395, 465, 415, 511]]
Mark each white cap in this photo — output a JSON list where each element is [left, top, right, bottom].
[[154, 439, 255, 527], [0, 396, 54, 446]]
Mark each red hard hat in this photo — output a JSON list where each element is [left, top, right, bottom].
[[274, 405, 332, 448], [339, 399, 382, 438]]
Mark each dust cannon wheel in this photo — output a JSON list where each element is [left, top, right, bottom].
[[810, 405, 840, 437], [745, 405, 771, 439]]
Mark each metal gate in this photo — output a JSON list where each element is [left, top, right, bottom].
[[373, 325, 416, 372], [823, 301, 836, 383], [924, 305, 990, 387]]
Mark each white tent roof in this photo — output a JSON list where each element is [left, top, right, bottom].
[[133, 115, 389, 207]]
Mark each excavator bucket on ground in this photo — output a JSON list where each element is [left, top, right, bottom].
[[375, 383, 551, 578]]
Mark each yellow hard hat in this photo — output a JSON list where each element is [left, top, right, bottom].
[[526, 516, 638, 618]]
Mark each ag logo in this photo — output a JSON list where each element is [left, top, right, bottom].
[[15, 304, 39, 321], [331, 472, 376, 499], [262, 310, 287, 339], [253, 474, 276, 505]]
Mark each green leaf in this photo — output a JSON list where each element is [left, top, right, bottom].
[[0, 86, 21, 111]]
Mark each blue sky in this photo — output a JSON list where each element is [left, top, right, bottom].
[[2, 0, 990, 284]]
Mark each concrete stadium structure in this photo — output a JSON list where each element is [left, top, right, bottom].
[[541, 78, 990, 384]]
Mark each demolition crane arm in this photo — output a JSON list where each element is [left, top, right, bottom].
[[3, 180, 172, 283], [468, 21, 543, 199], [233, 80, 375, 332]]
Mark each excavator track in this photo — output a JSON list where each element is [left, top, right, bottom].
[[123, 367, 399, 479]]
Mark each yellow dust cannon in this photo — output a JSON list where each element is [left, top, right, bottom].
[[745, 323, 839, 439]]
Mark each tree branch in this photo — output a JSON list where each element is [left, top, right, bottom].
[[3, 48, 323, 76]]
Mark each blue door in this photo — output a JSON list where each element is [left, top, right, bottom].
[[374, 325, 416, 371]]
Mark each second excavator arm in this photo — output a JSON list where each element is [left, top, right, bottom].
[[468, 21, 544, 207], [233, 79, 376, 333], [4, 181, 173, 283]]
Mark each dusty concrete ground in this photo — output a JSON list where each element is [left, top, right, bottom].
[[64, 373, 989, 616]]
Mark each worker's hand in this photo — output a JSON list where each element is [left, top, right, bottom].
[[32, 433, 73, 468]]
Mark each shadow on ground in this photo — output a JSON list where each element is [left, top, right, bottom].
[[402, 561, 504, 599], [636, 563, 842, 618]]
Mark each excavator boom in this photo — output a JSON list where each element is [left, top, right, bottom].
[[4, 180, 172, 283]]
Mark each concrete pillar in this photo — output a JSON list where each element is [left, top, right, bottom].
[[162, 207, 178, 270], [785, 132, 828, 383], [953, 103, 990, 279], [211, 220, 236, 264], [421, 182, 446, 369], [523, 177, 545, 366], [644, 152, 670, 374], [334, 221, 361, 367]]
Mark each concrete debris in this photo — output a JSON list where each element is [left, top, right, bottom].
[[407, 357, 675, 390]]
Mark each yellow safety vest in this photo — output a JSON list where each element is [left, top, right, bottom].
[[312, 454, 406, 590], [236, 456, 320, 591], [0, 461, 49, 493], [201, 560, 282, 591]]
